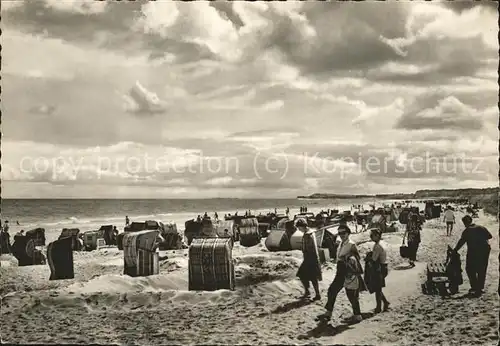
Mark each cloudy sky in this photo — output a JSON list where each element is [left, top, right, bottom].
[[1, 0, 498, 198]]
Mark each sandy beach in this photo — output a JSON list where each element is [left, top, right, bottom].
[[1, 209, 498, 345], [2, 1, 498, 344]]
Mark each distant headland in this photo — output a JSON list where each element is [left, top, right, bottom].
[[297, 187, 499, 216], [297, 187, 498, 200]]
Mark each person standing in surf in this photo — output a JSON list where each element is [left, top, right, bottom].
[[317, 225, 365, 323], [296, 219, 321, 301]]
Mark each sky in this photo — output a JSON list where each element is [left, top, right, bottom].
[[1, 0, 498, 198]]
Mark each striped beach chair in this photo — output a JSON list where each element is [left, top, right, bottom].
[[189, 237, 235, 291], [123, 230, 160, 277], [238, 218, 260, 247]]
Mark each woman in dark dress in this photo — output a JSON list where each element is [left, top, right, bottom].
[[296, 219, 321, 300], [404, 213, 421, 267]]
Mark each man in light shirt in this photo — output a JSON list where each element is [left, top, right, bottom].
[[443, 206, 455, 236]]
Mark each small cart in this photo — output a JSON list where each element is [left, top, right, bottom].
[[421, 246, 462, 297]]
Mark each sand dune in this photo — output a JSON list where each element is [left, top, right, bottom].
[[1, 210, 498, 345]]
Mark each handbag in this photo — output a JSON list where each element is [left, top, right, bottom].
[[399, 238, 409, 258]]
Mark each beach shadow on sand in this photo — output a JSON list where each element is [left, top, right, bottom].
[[298, 311, 377, 340], [256, 298, 314, 317], [393, 264, 415, 270], [450, 292, 480, 300], [298, 323, 352, 339]]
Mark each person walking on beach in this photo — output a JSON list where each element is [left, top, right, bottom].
[[296, 219, 321, 301], [453, 215, 492, 296], [365, 228, 390, 313], [317, 225, 365, 323], [443, 206, 455, 236], [125, 216, 129, 226], [403, 213, 421, 267], [214, 212, 219, 221]]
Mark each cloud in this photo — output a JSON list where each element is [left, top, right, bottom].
[[442, 0, 498, 13], [43, 0, 108, 14], [395, 92, 486, 132], [122, 81, 168, 115], [2, 1, 498, 197]]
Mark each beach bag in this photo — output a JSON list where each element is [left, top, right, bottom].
[[400, 238, 409, 259], [239, 218, 260, 247], [189, 238, 235, 291]]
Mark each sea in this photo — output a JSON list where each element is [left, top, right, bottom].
[[0, 198, 399, 243]]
